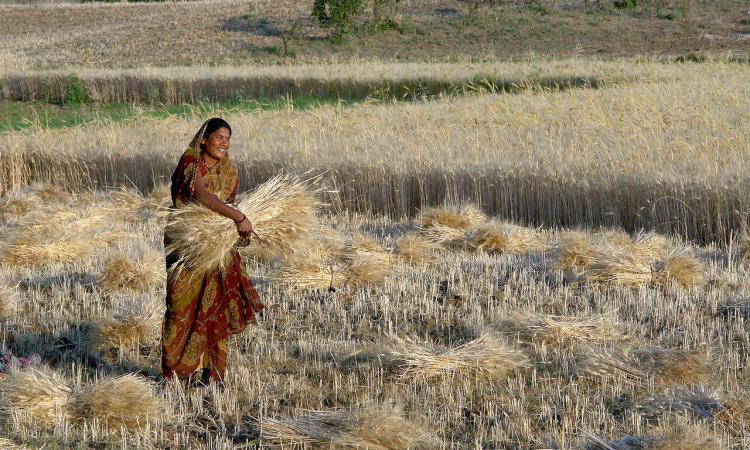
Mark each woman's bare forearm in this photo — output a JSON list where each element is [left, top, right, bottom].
[[194, 171, 245, 222]]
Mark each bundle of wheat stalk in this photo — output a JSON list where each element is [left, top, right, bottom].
[[70, 374, 162, 428], [651, 250, 705, 289], [0, 282, 18, 319], [460, 221, 544, 255], [0, 369, 73, 425], [632, 347, 711, 385], [1, 231, 90, 268], [259, 404, 435, 449], [165, 174, 321, 277], [86, 301, 164, 356], [550, 231, 602, 271], [585, 431, 721, 450], [582, 251, 653, 287], [394, 233, 439, 265], [499, 312, 625, 348], [377, 334, 529, 380], [419, 204, 487, 230], [272, 243, 347, 290], [97, 247, 165, 293]]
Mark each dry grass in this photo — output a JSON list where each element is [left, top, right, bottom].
[[97, 247, 164, 293], [259, 404, 435, 449], [550, 230, 602, 271], [460, 221, 543, 255], [652, 251, 705, 289], [586, 431, 722, 450], [85, 300, 163, 356], [499, 312, 625, 348], [1, 231, 90, 268], [393, 233, 438, 265], [0, 369, 73, 425], [380, 334, 529, 381], [165, 174, 320, 277], [0, 282, 18, 319], [70, 374, 162, 428], [419, 204, 487, 231], [632, 348, 712, 386]]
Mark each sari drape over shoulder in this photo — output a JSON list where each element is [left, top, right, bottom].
[[162, 146, 264, 382]]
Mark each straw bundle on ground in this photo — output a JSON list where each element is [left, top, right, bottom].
[[394, 233, 438, 265], [272, 244, 347, 290], [550, 231, 602, 271], [0, 369, 73, 425], [165, 174, 321, 277], [585, 432, 721, 450], [384, 334, 529, 380], [419, 204, 487, 230], [0, 282, 18, 319], [739, 235, 750, 266], [70, 374, 161, 428], [259, 404, 435, 449], [1, 231, 90, 268], [460, 221, 543, 255], [582, 252, 653, 287], [499, 312, 625, 348], [651, 252, 705, 289], [579, 349, 647, 380], [632, 348, 711, 385], [418, 224, 467, 247], [86, 302, 164, 355], [344, 251, 390, 287], [97, 248, 165, 293]]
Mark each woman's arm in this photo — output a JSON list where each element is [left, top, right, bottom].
[[194, 169, 253, 234]]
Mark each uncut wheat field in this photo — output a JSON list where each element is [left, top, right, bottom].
[[2, 58, 750, 449]]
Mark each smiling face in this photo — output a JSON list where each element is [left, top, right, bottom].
[[201, 127, 231, 161]]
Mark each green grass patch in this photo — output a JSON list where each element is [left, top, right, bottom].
[[0, 95, 359, 133]]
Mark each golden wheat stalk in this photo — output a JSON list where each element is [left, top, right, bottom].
[[394, 233, 439, 265], [419, 204, 487, 230], [70, 374, 162, 428], [97, 247, 165, 293], [651, 249, 705, 289], [260, 404, 435, 449], [385, 334, 529, 380], [461, 221, 544, 254], [165, 174, 321, 277], [86, 300, 164, 355], [0, 369, 73, 425], [500, 312, 625, 347]]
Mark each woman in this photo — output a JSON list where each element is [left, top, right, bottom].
[[162, 118, 264, 386]]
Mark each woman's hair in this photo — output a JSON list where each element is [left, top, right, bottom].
[[200, 117, 232, 149]]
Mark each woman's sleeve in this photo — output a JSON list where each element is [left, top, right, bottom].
[[170, 151, 202, 202]]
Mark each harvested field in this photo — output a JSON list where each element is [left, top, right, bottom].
[[0, 187, 748, 448], [3, 59, 750, 242]]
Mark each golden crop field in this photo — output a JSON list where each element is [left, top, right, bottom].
[[3, 1, 750, 448]]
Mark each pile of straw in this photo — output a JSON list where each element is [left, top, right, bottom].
[[585, 432, 720, 450], [550, 231, 602, 271], [0, 369, 73, 425], [165, 174, 321, 276], [97, 248, 165, 293], [632, 347, 711, 385], [419, 204, 487, 230], [369, 334, 530, 380], [2, 231, 90, 268], [259, 404, 435, 449], [86, 300, 164, 356], [272, 234, 391, 289], [499, 312, 625, 348], [394, 233, 439, 265], [70, 374, 162, 428], [0, 282, 18, 319], [460, 221, 543, 254], [651, 251, 705, 289], [0, 369, 162, 429]]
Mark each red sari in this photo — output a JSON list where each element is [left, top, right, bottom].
[[162, 149, 264, 382]]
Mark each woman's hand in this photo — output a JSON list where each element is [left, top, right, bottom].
[[236, 216, 253, 236]]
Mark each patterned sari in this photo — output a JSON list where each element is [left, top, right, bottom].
[[162, 129, 264, 383]]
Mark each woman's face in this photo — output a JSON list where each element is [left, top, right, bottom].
[[201, 127, 231, 161]]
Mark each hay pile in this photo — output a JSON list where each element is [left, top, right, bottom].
[[259, 404, 435, 449], [348, 334, 529, 381], [499, 312, 625, 348], [0, 369, 161, 428], [86, 299, 164, 356], [0, 282, 18, 319], [70, 374, 162, 428], [97, 247, 165, 293], [580, 347, 711, 385], [585, 431, 721, 450], [272, 233, 391, 289], [417, 205, 542, 255], [165, 174, 321, 276], [394, 233, 439, 265]]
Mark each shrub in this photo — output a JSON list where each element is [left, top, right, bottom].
[[311, 0, 365, 40]]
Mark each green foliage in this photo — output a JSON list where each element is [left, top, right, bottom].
[[311, 0, 365, 39], [63, 74, 90, 105]]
